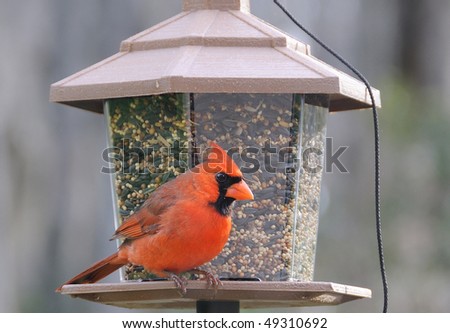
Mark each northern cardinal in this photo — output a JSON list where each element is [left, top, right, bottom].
[[56, 142, 253, 293]]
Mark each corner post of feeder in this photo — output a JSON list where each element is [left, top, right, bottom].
[[183, 0, 250, 12]]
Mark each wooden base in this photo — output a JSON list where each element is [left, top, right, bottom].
[[59, 280, 371, 310]]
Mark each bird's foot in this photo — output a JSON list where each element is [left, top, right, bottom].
[[188, 269, 223, 289], [166, 272, 188, 295]]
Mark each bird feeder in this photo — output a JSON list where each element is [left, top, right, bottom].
[[51, 0, 379, 311]]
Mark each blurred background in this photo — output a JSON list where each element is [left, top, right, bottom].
[[1, 0, 449, 312]]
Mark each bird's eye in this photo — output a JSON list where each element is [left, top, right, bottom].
[[215, 172, 228, 183]]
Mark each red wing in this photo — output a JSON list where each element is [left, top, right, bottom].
[[110, 209, 160, 241], [110, 174, 184, 241], [111, 179, 179, 239]]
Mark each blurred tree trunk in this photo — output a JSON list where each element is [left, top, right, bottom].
[[398, 0, 421, 83], [398, 0, 450, 91]]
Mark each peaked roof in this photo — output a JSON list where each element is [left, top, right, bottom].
[[50, 3, 380, 113]]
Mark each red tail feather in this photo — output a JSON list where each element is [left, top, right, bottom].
[[56, 252, 126, 292]]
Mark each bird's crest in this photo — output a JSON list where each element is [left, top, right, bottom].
[[202, 141, 242, 177]]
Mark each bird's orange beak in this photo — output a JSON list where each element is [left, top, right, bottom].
[[226, 180, 254, 201]]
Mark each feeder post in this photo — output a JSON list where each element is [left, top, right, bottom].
[[196, 300, 240, 313]]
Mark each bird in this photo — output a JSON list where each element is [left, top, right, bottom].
[[56, 142, 254, 293]]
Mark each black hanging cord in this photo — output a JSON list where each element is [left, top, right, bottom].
[[273, 0, 388, 313]]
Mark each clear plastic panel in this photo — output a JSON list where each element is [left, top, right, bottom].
[[191, 93, 328, 281], [290, 95, 328, 281], [105, 94, 190, 280]]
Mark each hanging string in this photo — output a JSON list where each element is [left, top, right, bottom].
[[273, 0, 388, 313]]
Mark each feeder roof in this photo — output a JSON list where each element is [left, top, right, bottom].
[[50, 0, 381, 113]]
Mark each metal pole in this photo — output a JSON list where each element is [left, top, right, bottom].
[[196, 300, 240, 313]]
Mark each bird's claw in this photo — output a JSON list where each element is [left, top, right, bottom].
[[167, 273, 188, 295], [189, 269, 223, 290], [166, 269, 222, 295]]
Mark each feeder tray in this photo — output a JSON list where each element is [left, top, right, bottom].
[[59, 281, 371, 310]]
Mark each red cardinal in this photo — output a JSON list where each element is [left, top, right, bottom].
[[57, 142, 253, 293]]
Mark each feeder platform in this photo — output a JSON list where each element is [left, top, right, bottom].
[[59, 281, 371, 310]]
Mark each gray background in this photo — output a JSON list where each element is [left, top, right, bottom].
[[1, 0, 449, 312]]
